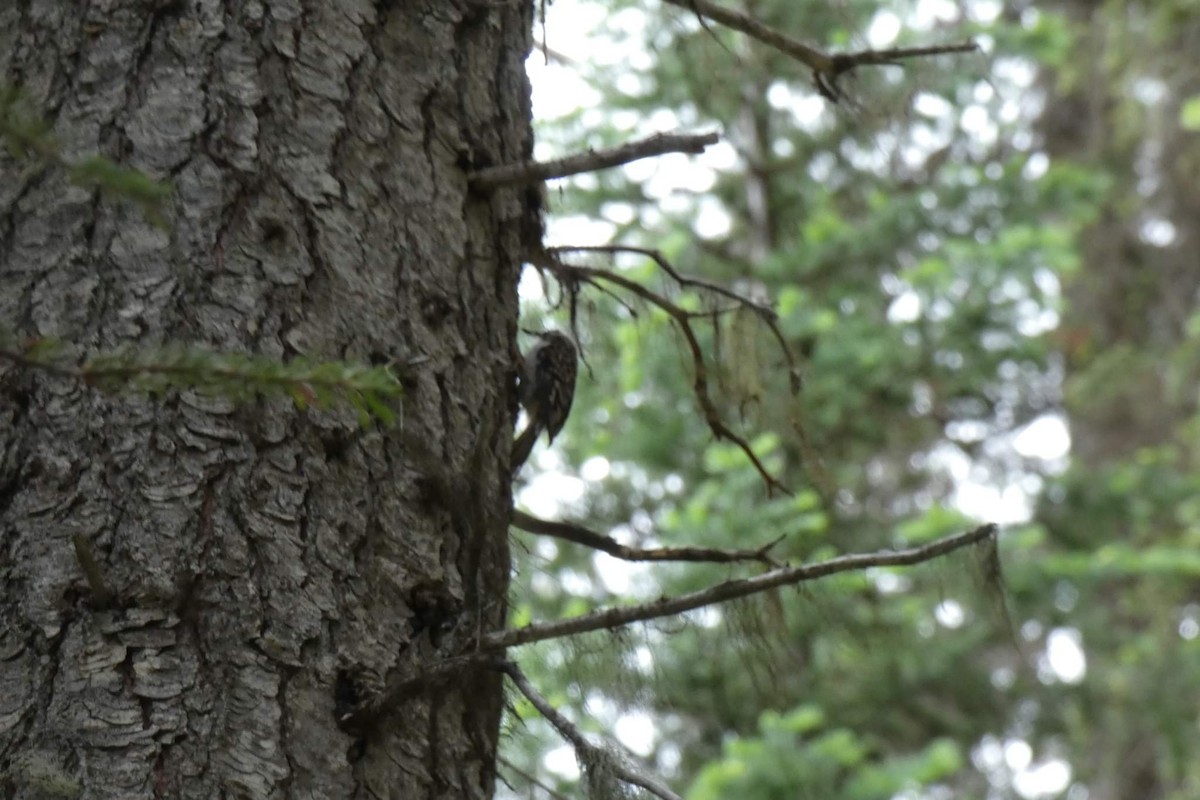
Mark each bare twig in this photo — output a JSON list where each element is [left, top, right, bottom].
[[344, 526, 998, 727], [484, 523, 999, 649], [832, 42, 980, 69], [493, 659, 685, 800], [662, 0, 830, 71], [498, 757, 573, 800], [818, 42, 979, 103], [682, 303, 745, 319], [469, 131, 721, 190], [513, 508, 784, 566], [534, 38, 576, 67], [685, 0, 736, 58], [532, 253, 790, 495], [551, 245, 775, 317], [660, 0, 976, 104], [549, 244, 802, 394]]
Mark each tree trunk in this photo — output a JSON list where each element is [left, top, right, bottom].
[[1036, 5, 1200, 799], [0, 2, 533, 798], [1040, 4, 1200, 464]]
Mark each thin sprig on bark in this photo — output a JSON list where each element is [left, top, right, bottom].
[[0, 335, 404, 427], [1, 83, 171, 223]]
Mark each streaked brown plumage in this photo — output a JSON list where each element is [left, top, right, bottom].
[[511, 330, 577, 470]]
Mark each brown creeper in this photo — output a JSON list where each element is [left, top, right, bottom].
[[511, 330, 577, 470]]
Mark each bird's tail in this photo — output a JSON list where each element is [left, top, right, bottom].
[[511, 423, 540, 472]]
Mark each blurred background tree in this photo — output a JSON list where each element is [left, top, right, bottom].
[[501, 0, 1200, 799]]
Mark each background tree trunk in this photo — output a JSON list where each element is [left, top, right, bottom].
[[1041, 1, 1200, 465], [1036, 3, 1200, 798], [0, 2, 534, 797]]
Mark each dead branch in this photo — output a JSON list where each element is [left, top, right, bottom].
[[549, 244, 802, 394], [348, 526, 997, 726], [513, 508, 784, 566], [469, 131, 721, 190], [663, 0, 830, 71], [498, 757, 574, 800], [832, 42, 981, 70], [552, 244, 774, 317], [532, 252, 790, 495], [818, 42, 979, 103], [660, 0, 976, 104], [483, 523, 998, 649], [493, 659, 685, 800]]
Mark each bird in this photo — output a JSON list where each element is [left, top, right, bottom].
[[511, 330, 577, 470]]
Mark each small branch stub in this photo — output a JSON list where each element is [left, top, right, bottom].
[[512, 509, 784, 566], [469, 131, 721, 190]]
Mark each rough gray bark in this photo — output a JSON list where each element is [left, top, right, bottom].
[[0, 1, 534, 798]]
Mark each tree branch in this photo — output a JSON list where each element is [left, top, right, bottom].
[[469, 131, 721, 190], [659, 0, 977, 103], [818, 42, 979, 103], [549, 244, 802, 394], [493, 659, 684, 800], [662, 0, 830, 72], [513, 508, 784, 566], [531, 253, 790, 496], [349, 526, 997, 727], [498, 757, 574, 800], [484, 523, 998, 649]]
